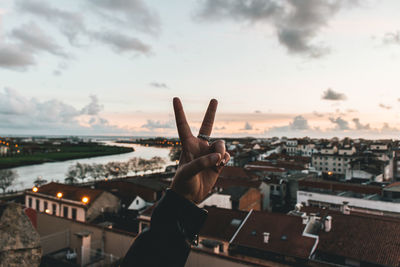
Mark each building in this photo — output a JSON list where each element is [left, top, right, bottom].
[[311, 146, 355, 175], [0, 145, 9, 156], [25, 182, 120, 222], [295, 206, 400, 267], [297, 178, 400, 217], [94, 178, 168, 209], [392, 149, 400, 181], [219, 186, 262, 211], [229, 210, 318, 265]]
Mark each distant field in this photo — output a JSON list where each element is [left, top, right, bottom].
[[0, 144, 133, 169]]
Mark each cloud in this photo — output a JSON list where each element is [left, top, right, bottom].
[[215, 126, 226, 130], [141, 120, 175, 130], [6, 0, 155, 72], [352, 118, 370, 130], [254, 110, 262, 114], [268, 115, 311, 132], [289, 115, 310, 130], [322, 88, 347, 101], [313, 111, 324, 117], [81, 95, 103, 115], [0, 87, 123, 135], [379, 103, 392, 110], [149, 82, 169, 89], [383, 31, 400, 45], [196, 0, 356, 57], [0, 44, 35, 70], [242, 122, 253, 130], [16, 0, 86, 44], [91, 31, 151, 54], [10, 22, 68, 58], [329, 116, 350, 130], [381, 123, 399, 132], [87, 0, 160, 35]]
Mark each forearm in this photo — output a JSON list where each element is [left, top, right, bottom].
[[121, 190, 208, 267]]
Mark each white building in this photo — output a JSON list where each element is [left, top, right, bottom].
[[127, 196, 148, 211], [199, 193, 232, 209], [25, 182, 120, 222]]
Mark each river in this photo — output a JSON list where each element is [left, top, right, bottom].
[[9, 142, 174, 191]]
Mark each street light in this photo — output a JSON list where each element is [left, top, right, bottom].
[[56, 192, 63, 216], [32, 186, 38, 193], [81, 196, 89, 204]]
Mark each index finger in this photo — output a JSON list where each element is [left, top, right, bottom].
[[199, 99, 218, 137], [173, 97, 193, 142]]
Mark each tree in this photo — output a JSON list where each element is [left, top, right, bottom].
[[33, 176, 47, 187], [169, 146, 181, 164], [65, 165, 78, 184], [149, 156, 166, 172], [128, 157, 139, 175], [75, 163, 88, 182], [89, 163, 105, 181], [0, 169, 18, 193]]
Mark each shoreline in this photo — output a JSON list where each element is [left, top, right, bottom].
[[0, 145, 134, 170]]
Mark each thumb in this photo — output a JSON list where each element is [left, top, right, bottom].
[[180, 153, 221, 179]]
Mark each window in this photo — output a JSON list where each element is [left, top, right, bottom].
[[28, 197, 32, 208], [63, 206, 69, 218], [320, 168, 322, 170], [72, 208, 77, 220], [333, 163, 336, 166], [333, 168, 336, 171], [52, 204, 57, 215], [325, 168, 328, 171], [277, 186, 281, 191], [44, 201, 48, 211], [338, 169, 341, 172], [271, 185, 275, 191], [136, 199, 139, 205], [338, 163, 341, 166], [36, 199, 40, 211]]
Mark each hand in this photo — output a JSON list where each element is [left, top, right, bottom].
[[170, 98, 230, 203]]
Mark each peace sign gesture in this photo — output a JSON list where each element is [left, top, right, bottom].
[[170, 97, 230, 203]]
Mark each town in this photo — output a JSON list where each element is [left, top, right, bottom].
[[1, 136, 400, 266]]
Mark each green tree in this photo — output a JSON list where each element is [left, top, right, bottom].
[[169, 146, 181, 163], [0, 169, 18, 193]]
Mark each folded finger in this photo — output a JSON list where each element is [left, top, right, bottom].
[[180, 153, 221, 179], [210, 140, 226, 165]]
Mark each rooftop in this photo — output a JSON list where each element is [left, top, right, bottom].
[[200, 206, 247, 241], [29, 182, 104, 204], [231, 210, 317, 260]]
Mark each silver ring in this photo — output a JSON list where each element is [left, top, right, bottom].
[[197, 134, 210, 142]]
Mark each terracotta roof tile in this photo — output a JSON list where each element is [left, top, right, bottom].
[[315, 210, 400, 266], [231, 211, 316, 259], [200, 207, 247, 241], [34, 182, 103, 203]]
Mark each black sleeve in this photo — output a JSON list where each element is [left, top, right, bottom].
[[121, 189, 208, 267]]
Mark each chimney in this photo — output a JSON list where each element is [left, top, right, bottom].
[[341, 201, 350, 215], [263, 232, 270, 244], [324, 216, 332, 232], [75, 230, 92, 266]]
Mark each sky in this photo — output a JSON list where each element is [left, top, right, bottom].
[[1, 0, 400, 138]]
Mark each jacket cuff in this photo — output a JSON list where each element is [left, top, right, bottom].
[[150, 189, 208, 244]]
